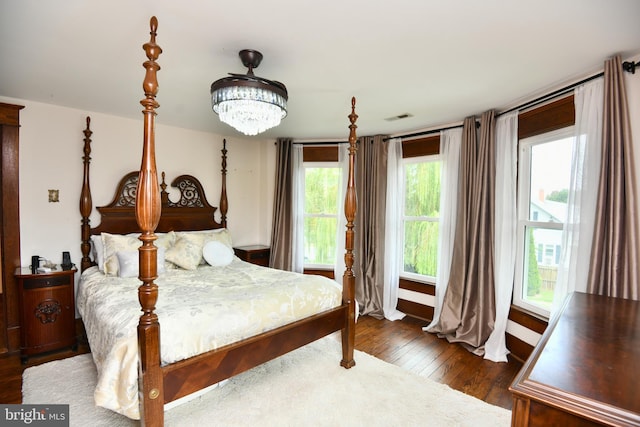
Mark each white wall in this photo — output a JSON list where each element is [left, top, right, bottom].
[[0, 96, 276, 272]]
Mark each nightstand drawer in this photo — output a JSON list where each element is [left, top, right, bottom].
[[22, 274, 71, 289]]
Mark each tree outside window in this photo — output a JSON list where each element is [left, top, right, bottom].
[[402, 157, 441, 281], [304, 165, 341, 267]]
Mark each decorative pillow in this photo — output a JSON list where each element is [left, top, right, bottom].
[[202, 228, 233, 249], [185, 228, 233, 265], [183, 228, 233, 249], [116, 247, 166, 278], [100, 231, 174, 275], [102, 233, 140, 276], [164, 232, 206, 270], [202, 241, 234, 267], [155, 231, 176, 250]]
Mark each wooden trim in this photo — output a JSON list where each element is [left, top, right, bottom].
[[399, 278, 435, 295], [303, 146, 338, 162], [402, 135, 440, 158], [508, 305, 548, 335], [397, 299, 433, 322], [0, 103, 23, 126], [0, 103, 23, 356], [518, 95, 575, 140], [303, 268, 335, 279], [506, 333, 534, 364], [397, 278, 434, 322]]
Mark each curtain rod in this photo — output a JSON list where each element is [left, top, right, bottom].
[[382, 122, 486, 142], [496, 71, 604, 117], [385, 72, 603, 142], [293, 61, 636, 145], [623, 60, 639, 74], [385, 60, 640, 142], [292, 141, 349, 145], [383, 123, 464, 142]]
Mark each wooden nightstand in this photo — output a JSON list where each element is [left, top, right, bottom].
[[15, 268, 77, 362], [234, 245, 271, 267]]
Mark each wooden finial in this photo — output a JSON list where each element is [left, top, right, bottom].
[[348, 97, 358, 152], [141, 16, 162, 112]]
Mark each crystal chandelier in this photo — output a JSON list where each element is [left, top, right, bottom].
[[210, 50, 288, 136]]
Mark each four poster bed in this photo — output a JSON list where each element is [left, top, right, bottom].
[[77, 16, 359, 426]]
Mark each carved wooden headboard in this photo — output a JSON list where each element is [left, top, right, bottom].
[[79, 116, 228, 271], [90, 171, 224, 235]]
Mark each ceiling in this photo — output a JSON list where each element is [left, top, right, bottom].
[[1, 0, 639, 140]]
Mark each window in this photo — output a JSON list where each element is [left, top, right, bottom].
[[514, 127, 573, 316], [303, 163, 341, 268], [401, 155, 441, 282]]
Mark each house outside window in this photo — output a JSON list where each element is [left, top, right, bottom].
[[514, 127, 573, 316], [401, 155, 441, 282]]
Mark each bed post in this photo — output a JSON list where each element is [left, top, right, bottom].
[[341, 97, 358, 369], [220, 138, 228, 228], [80, 116, 93, 272], [136, 16, 164, 427]]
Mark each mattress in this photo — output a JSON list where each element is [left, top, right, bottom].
[[76, 258, 342, 419]]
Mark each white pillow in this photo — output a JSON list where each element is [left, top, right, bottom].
[[116, 247, 166, 278], [202, 240, 234, 267], [183, 228, 233, 265]]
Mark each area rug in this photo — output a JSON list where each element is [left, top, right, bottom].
[[23, 335, 511, 426]]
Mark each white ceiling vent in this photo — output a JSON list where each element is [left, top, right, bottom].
[[385, 113, 413, 122]]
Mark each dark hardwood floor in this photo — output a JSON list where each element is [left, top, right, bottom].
[[0, 315, 521, 410], [354, 315, 521, 411]]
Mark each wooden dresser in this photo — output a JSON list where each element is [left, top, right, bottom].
[[509, 292, 640, 426]]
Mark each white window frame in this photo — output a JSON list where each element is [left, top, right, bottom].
[[514, 127, 574, 317], [302, 161, 341, 269], [399, 154, 441, 284]]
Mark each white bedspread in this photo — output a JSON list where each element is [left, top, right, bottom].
[[76, 259, 342, 419]]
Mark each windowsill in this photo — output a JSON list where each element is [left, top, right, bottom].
[[303, 267, 334, 279], [399, 274, 435, 286], [511, 297, 552, 320], [304, 265, 333, 270], [510, 304, 549, 322]]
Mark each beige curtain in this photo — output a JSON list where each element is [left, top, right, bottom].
[[587, 56, 640, 300], [269, 138, 294, 270], [353, 135, 388, 318], [426, 112, 496, 354]]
